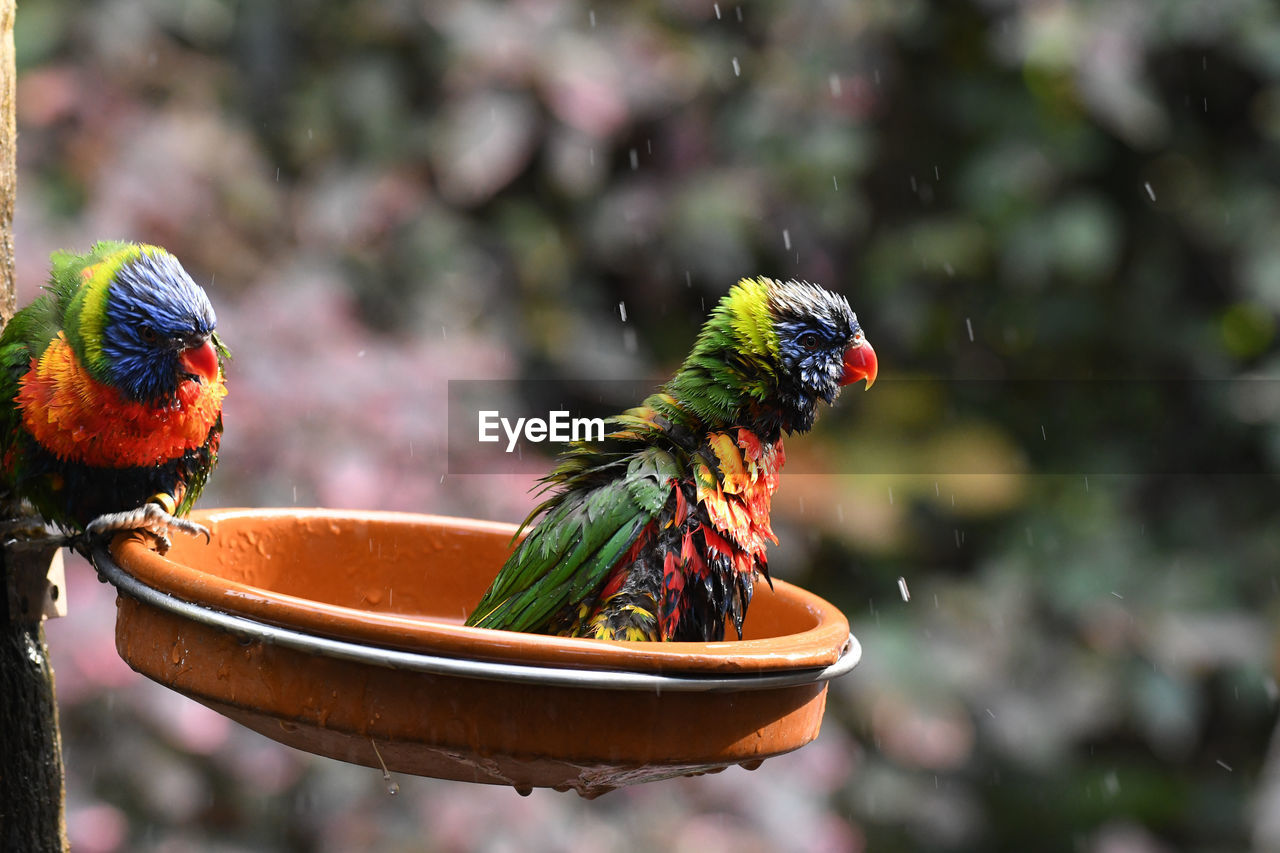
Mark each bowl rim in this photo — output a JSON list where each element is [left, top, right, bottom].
[[98, 541, 861, 691], [106, 507, 854, 676]]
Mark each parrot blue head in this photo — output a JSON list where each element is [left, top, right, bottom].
[[765, 280, 876, 432], [667, 277, 877, 437], [100, 251, 220, 404]]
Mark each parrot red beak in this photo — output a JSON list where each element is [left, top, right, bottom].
[[179, 338, 220, 384], [840, 336, 877, 390]]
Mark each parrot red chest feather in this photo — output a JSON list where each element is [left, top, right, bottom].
[[17, 332, 226, 469]]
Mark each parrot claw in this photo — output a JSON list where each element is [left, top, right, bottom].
[[85, 503, 211, 555]]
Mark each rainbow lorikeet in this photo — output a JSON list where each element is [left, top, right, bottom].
[[467, 277, 877, 642], [0, 241, 227, 552]]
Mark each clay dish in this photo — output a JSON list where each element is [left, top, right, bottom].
[[100, 508, 859, 797]]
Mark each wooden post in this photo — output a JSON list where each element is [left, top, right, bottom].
[[0, 1, 70, 849], [0, 0, 11, 323]]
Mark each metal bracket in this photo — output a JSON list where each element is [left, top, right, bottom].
[[5, 539, 67, 623]]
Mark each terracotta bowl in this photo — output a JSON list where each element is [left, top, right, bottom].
[[98, 508, 859, 797]]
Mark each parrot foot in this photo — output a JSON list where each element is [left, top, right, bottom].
[[85, 503, 211, 556]]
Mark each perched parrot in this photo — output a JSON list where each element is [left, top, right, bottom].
[[0, 241, 228, 552], [467, 277, 877, 642]]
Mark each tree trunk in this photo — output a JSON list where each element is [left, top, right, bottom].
[[0, 0, 12, 322], [0, 596, 69, 853], [0, 1, 70, 849]]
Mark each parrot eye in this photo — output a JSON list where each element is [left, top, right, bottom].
[[138, 326, 160, 344], [798, 332, 820, 352]]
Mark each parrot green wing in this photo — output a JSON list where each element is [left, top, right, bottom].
[[0, 239, 133, 370], [466, 446, 679, 633], [0, 243, 128, 447], [0, 291, 62, 453]]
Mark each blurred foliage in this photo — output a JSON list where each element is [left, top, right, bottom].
[[12, 0, 1280, 850]]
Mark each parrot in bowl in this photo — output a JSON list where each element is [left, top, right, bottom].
[[467, 276, 876, 642], [0, 241, 227, 553]]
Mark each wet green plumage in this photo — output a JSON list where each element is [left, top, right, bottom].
[[467, 277, 876, 641]]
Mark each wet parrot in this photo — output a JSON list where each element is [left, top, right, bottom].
[[467, 277, 877, 641], [0, 241, 228, 552]]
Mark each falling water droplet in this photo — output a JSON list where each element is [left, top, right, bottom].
[[369, 740, 398, 795], [965, 318, 974, 342], [783, 229, 791, 251], [629, 148, 639, 170], [1144, 182, 1156, 201], [897, 577, 910, 602], [732, 57, 741, 76], [713, 3, 722, 18], [618, 301, 628, 322]]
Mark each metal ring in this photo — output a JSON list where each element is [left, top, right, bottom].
[[94, 546, 860, 693]]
